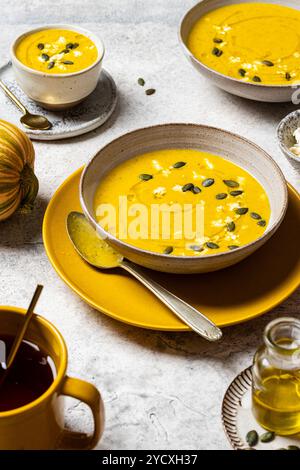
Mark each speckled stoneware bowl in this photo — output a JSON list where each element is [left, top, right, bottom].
[[277, 110, 300, 163], [80, 124, 288, 274], [179, 0, 300, 103], [10, 24, 104, 110]]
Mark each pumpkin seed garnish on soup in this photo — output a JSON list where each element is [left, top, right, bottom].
[[286, 72, 292, 81], [235, 207, 248, 215], [250, 212, 262, 220], [228, 245, 239, 250], [212, 47, 223, 57], [206, 242, 219, 249], [239, 68, 246, 77], [63, 61, 74, 65], [41, 53, 50, 61], [213, 38, 223, 44], [192, 186, 201, 194], [66, 42, 79, 49], [202, 178, 215, 187], [163, 246, 174, 255], [253, 76, 262, 82], [182, 183, 194, 192], [173, 161, 186, 169], [223, 179, 239, 188], [262, 60, 274, 67], [37, 43, 44, 50], [216, 193, 227, 200], [230, 190, 243, 197], [189, 245, 203, 252], [258, 220, 266, 227], [60, 48, 70, 54], [139, 173, 153, 181], [227, 221, 236, 232], [47, 61, 55, 70]]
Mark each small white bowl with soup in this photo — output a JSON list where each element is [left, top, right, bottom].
[[80, 124, 288, 274], [10, 25, 104, 109]]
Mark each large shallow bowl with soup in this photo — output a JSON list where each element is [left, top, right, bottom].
[[179, 0, 300, 102], [80, 124, 287, 274], [11, 24, 104, 109]]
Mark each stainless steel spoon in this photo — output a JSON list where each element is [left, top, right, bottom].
[[0, 80, 52, 130], [67, 212, 222, 342]]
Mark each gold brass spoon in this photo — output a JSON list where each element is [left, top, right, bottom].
[[0, 80, 52, 130], [67, 212, 223, 342], [5, 285, 43, 370]]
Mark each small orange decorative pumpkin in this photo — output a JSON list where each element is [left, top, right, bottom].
[[0, 119, 38, 221]]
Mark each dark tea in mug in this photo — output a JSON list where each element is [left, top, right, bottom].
[[0, 335, 55, 412]]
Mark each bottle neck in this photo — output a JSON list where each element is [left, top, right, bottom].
[[264, 317, 300, 370]]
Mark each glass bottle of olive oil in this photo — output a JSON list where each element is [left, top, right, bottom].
[[252, 317, 300, 435]]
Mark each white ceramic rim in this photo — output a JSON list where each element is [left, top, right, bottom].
[[80, 123, 288, 262], [277, 110, 300, 163], [10, 23, 105, 78], [178, 0, 299, 90]]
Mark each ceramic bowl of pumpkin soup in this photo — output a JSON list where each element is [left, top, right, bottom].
[[80, 124, 287, 274], [11, 25, 104, 109], [180, 0, 300, 102]]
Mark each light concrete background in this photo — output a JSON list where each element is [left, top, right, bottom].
[[0, 0, 299, 450]]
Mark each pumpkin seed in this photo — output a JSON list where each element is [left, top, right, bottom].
[[41, 53, 50, 61], [223, 179, 239, 188], [228, 245, 239, 250], [63, 60, 74, 65], [253, 76, 262, 82], [182, 183, 194, 192], [235, 207, 248, 215], [138, 77, 145, 86], [286, 72, 292, 81], [60, 48, 70, 54], [287, 445, 300, 450], [260, 431, 275, 443], [206, 242, 219, 249], [250, 212, 262, 220], [139, 173, 153, 181], [190, 245, 203, 252], [47, 61, 55, 69], [212, 47, 223, 57], [216, 193, 227, 200], [246, 430, 259, 447], [230, 190, 243, 197], [257, 220, 266, 227], [239, 68, 246, 77], [37, 43, 44, 50], [227, 221, 236, 232], [145, 88, 156, 95], [213, 38, 223, 44], [192, 186, 201, 194], [173, 161, 186, 169], [262, 60, 274, 67], [202, 178, 215, 187], [164, 246, 173, 255], [66, 42, 79, 49]]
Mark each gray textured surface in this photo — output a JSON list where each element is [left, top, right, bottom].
[[0, 0, 299, 450]]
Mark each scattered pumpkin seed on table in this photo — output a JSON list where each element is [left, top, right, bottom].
[[260, 431, 275, 443], [246, 430, 259, 447], [138, 77, 145, 86], [145, 88, 156, 96]]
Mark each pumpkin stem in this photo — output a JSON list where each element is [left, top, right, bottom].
[[19, 164, 39, 212]]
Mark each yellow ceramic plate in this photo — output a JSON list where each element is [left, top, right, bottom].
[[43, 168, 300, 331]]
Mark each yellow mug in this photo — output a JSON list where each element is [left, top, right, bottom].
[[0, 306, 104, 449]]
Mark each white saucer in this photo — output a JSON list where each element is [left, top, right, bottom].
[[0, 62, 117, 140], [222, 367, 300, 450]]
